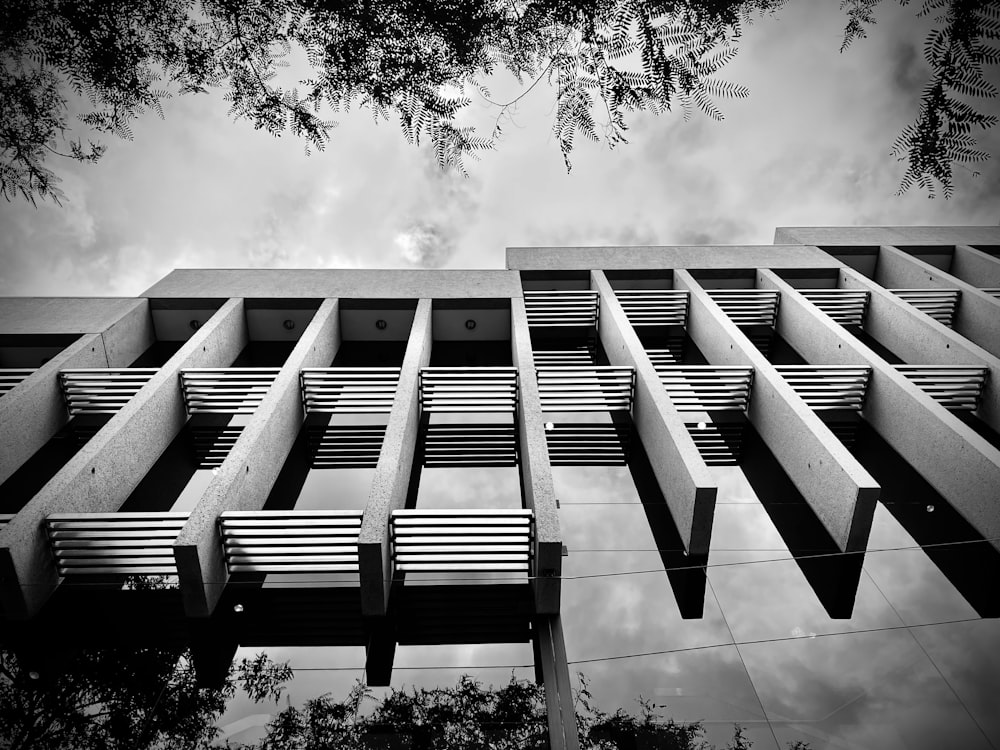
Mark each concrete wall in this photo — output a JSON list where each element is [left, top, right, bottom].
[[675, 270, 881, 553], [759, 270, 1000, 552], [508, 245, 842, 271], [358, 299, 433, 616], [0, 298, 149, 335], [174, 299, 341, 617], [591, 271, 718, 555], [0, 299, 248, 620], [953, 245, 1000, 288], [774, 226, 1000, 247], [511, 297, 562, 614]]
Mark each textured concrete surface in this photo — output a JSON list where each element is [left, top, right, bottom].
[[0, 299, 248, 620], [101, 299, 155, 366], [954, 245, 1000, 288], [0, 334, 108, 485], [675, 270, 881, 553], [143, 269, 522, 300], [591, 271, 717, 555], [760, 270, 1000, 552], [174, 299, 340, 617], [358, 299, 432, 616], [775, 226, 1000, 246], [511, 296, 562, 614], [507, 245, 841, 271], [875, 245, 1000, 358], [840, 267, 1000, 433], [536, 615, 581, 750], [0, 298, 148, 335]]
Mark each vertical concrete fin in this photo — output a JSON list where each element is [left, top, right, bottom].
[[953, 245, 1000, 287], [0, 298, 247, 620], [100, 298, 154, 367], [535, 615, 581, 750], [876, 244, 1000, 358], [358, 299, 432, 617], [511, 296, 562, 614], [675, 270, 880, 553], [174, 298, 340, 617], [590, 271, 717, 555], [759, 269, 1000, 552], [839, 266, 1000, 433]]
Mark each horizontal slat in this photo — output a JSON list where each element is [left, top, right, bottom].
[[799, 289, 870, 326], [774, 365, 871, 410], [616, 290, 688, 326], [301, 367, 401, 414], [707, 290, 780, 326], [59, 368, 158, 415], [46, 512, 187, 577], [896, 365, 988, 410], [419, 367, 518, 413], [536, 366, 634, 412], [655, 366, 754, 411], [0, 368, 36, 398], [180, 368, 280, 415], [890, 289, 961, 326], [219, 511, 363, 574], [524, 290, 599, 327], [390, 510, 533, 574]]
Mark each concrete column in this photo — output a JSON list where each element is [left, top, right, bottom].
[[174, 299, 340, 617], [839, 266, 1000, 433], [590, 271, 718, 555], [674, 270, 881, 553], [0, 299, 247, 620], [511, 297, 562, 614], [954, 245, 1000, 288], [358, 299, 432, 616], [535, 615, 580, 750], [759, 270, 1000, 552], [875, 244, 1000, 358]]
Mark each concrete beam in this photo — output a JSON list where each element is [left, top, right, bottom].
[[874, 244, 1000, 358], [100, 298, 155, 368], [174, 299, 340, 617], [0, 334, 108, 486], [674, 270, 881, 553], [954, 245, 1000, 288], [0, 299, 247, 620], [511, 297, 562, 614], [591, 271, 717, 555], [774, 226, 1000, 247], [839, 267, 1000, 434], [358, 299, 432, 617], [759, 270, 1000, 552], [507, 245, 841, 271], [535, 615, 580, 750]]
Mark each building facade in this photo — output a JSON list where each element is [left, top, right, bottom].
[[1, 226, 999, 748]]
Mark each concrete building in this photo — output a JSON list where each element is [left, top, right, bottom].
[[1, 226, 999, 748]]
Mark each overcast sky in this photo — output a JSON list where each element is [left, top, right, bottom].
[[1, 1, 998, 298]]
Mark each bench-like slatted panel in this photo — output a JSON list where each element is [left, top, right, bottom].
[[301, 367, 401, 413], [686, 423, 745, 465], [181, 368, 280, 414], [546, 423, 629, 465], [391, 509, 533, 572], [774, 365, 871, 411], [46, 513, 188, 576], [219, 511, 363, 573], [707, 290, 780, 327], [616, 290, 689, 326], [896, 365, 989, 410], [524, 290, 599, 327], [656, 366, 754, 411], [424, 424, 518, 466], [419, 368, 518, 413], [307, 426, 386, 468], [890, 289, 961, 327], [0, 368, 36, 398], [532, 342, 598, 366], [799, 290, 870, 326], [536, 366, 635, 411], [59, 369, 158, 414]]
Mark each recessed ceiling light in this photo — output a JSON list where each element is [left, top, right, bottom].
[[283, 319, 296, 330], [375, 319, 388, 330], [189, 319, 201, 330], [465, 319, 476, 330]]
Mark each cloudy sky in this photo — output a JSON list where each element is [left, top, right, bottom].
[[1, 1, 998, 297]]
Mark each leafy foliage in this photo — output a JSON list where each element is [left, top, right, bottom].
[[840, 0, 1000, 197]]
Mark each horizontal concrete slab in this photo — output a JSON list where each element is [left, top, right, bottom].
[[775, 226, 1000, 247], [592, 271, 717, 555], [759, 270, 1000, 552], [0, 298, 148, 335], [142, 269, 523, 300], [954, 245, 1000, 288], [507, 245, 842, 271], [675, 270, 881, 553]]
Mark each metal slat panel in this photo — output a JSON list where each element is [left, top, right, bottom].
[[59, 369, 158, 415], [390, 510, 533, 574], [799, 289, 870, 326], [982, 288, 1000, 300], [419, 367, 518, 414], [524, 290, 599, 328], [890, 289, 961, 327], [774, 365, 871, 411], [615, 290, 689, 326], [655, 366, 754, 411], [0, 368, 36, 398], [301, 367, 401, 413], [536, 366, 634, 412], [707, 290, 780, 327], [180, 368, 280, 415], [896, 365, 989, 410]]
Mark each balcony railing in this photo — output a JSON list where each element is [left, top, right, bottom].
[[656, 365, 754, 411], [546, 423, 629, 465], [523, 290, 600, 327], [536, 366, 635, 412], [890, 289, 960, 327], [896, 365, 989, 410], [0, 368, 35, 398], [188, 425, 244, 468], [707, 290, 780, 327], [419, 367, 518, 413], [180, 368, 280, 414], [219, 511, 363, 574], [799, 289, 870, 326], [59, 368, 157, 415], [307, 425, 386, 468], [45, 512, 188, 576], [774, 365, 871, 411], [423, 423, 518, 467], [615, 290, 689, 326], [532, 340, 597, 366], [301, 367, 400, 413], [390, 509, 534, 573], [686, 422, 745, 465]]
